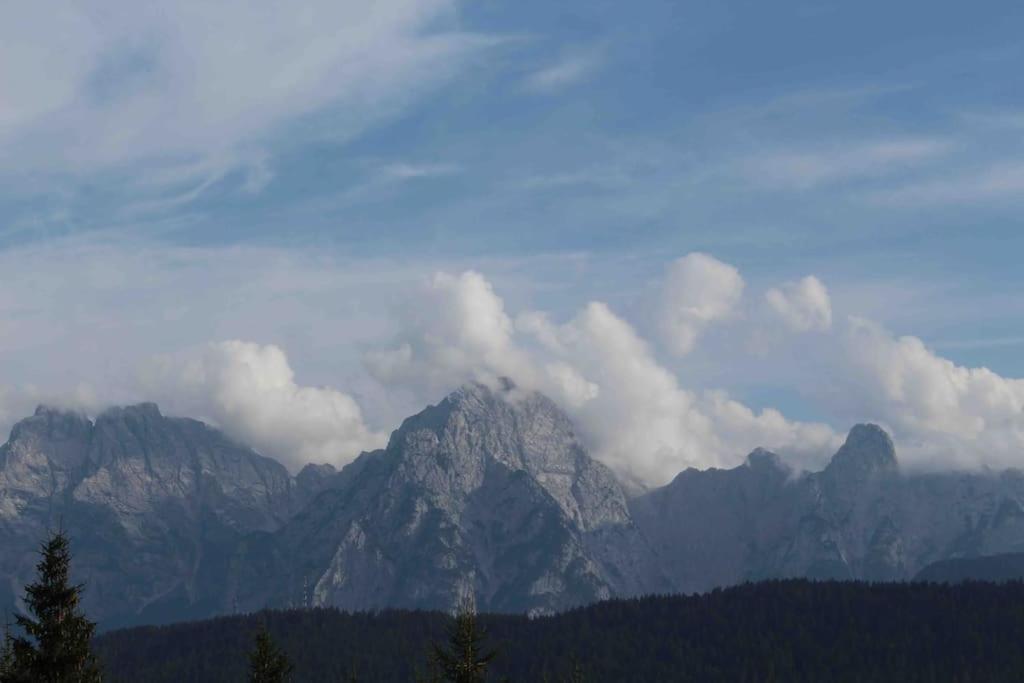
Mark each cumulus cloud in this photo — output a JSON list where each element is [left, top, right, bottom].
[[831, 318, 1024, 470], [370, 265, 838, 485], [5, 236, 1024, 482], [765, 275, 833, 332], [368, 261, 1024, 480], [365, 270, 537, 395], [525, 301, 838, 483], [658, 253, 745, 355], [142, 341, 386, 472]]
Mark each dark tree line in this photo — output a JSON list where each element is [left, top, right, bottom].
[[98, 578, 1024, 681], [12, 529, 1024, 681]]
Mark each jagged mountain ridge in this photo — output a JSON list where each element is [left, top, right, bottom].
[[230, 382, 667, 616], [632, 423, 1024, 592], [0, 403, 333, 628], [4, 383, 1024, 628]]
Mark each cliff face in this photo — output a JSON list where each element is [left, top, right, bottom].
[[632, 424, 1024, 592], [0, 404, 303, 628], [232, 382, 666, 616], [5, 387, 1024, 628]]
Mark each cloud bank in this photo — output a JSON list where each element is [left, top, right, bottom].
[[142, 341, 386, 472], [2, 239, 1024, 484], [368, 261, 837, 485], [366, 257, 1024, 483]]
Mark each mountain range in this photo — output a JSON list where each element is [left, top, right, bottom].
[[2, 381, 1024, 627]]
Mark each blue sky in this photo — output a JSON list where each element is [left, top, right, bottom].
[[2, 0, 1023, 481]]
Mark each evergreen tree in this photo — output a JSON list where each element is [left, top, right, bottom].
[[431, 600, 496, 683], [6, 529, 101, 682], [566, 658, 585, 683], [0, 624, 14, 683], [247, 624, 292, 683]]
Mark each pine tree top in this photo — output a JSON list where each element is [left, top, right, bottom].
[[431, 601, 497, 683], [6, 529, 101, 683], [248, 624, 293, 683]]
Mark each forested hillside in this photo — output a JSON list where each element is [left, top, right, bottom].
[[96, 579, 1024, 682]]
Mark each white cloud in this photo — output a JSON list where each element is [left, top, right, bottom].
[[765, 275, 832, 332], [142, 341, 386, 472], [0, 0, 487, 188], [4, 236, 1024, 483], [370, 267, 837, 485], [365, 270, 537, 395], [832, 317, 1024, 470], [658, 253, 745, 355], [531, 301, 837, 483], [522, 49, 602, 93], [368, 263, 1024, 480]]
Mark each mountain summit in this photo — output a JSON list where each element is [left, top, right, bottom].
[[0, 404, 308, 627], [824, 423, 898, 481], [4, 388, 1024, 627], [233, 381, 665, 616]]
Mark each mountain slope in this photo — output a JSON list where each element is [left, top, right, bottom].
[[914, 552, 1024, 583], [632, 424, 1024, 591], [6, 385, 1024, 628], [0, 404, 309, 628], [231, 382, 666, 615]]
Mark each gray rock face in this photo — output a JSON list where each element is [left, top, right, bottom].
[[232, 382, 666, 616], [6, 386, 1024, 628], [0, 404, 305, 628], [632, 423, 1024, 592]]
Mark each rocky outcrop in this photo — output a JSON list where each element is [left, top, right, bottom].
[[632, 423, 1024, 591], [231, 382, 666, 616], [5, 385, 1024, 628], [0, 404, 304, 628]]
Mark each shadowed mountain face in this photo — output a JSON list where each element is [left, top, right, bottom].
[[632, 424, 1024, 592], [914, 552, 1024, 583], [4, 384, 1024, 628]]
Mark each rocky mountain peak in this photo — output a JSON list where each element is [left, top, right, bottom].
[[10, 405, 91, 442], [388, 380, 581, 475], [97, 402, 163, 423], [825, 423, 897, 480], [745, 447, 789, 474]]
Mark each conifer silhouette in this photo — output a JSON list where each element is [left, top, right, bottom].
[[431, 599, 497, 683], [4, 529, 101, 682], [247, 623, 292, 683], [0, 624, 14, 682]]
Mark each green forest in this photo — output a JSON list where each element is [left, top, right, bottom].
[[95, 579, 1024, 682]]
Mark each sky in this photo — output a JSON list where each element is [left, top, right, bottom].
[[2, 0, 1024, 484]]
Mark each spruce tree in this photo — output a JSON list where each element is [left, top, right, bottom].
[[247, 624, 292, 683], [0, 624, 14, 682], [6, 529, 101, 682], [431, 600, 496, 683]]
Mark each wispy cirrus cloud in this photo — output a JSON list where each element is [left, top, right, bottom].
[[866, 161, 1024, 207], [522, 48, 603, 93], [736, 138, 952, 190], [0, 1, 492, 197]]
